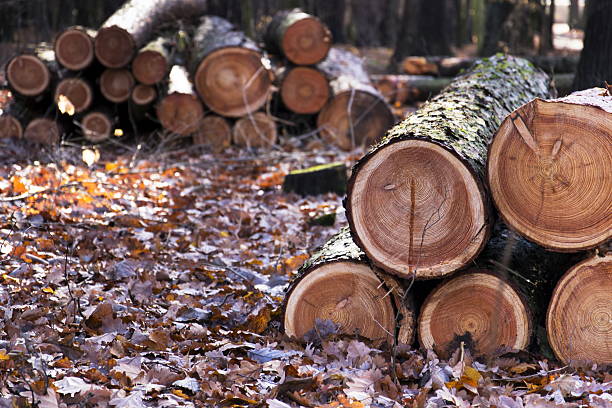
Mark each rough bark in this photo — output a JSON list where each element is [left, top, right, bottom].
[[95, 0, 208, 68], [346, 55, 552, 280], [488, 87, 612, 251], [572, 0, 612, 90], [283, 227, 416, 345], [190, 16, 271, 118], [316, 48, 394, 150]]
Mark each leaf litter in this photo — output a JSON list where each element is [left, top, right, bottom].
[[0, 140, 609, 408]]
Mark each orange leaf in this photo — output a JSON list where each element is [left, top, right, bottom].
[[11, 176, 27, 194]]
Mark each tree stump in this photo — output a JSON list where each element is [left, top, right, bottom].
[[346, 56, 551, 280], [547, 254, 612, 365], [282, 162, 347, 196], [317, 48, 394, 151], [283, 227, 415, 345], [488, 87, 612, 251], [264, 9, 332, 65]]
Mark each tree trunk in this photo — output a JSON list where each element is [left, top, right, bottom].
[[480, 0, 515, 55], [53, 26, 96, 71], [280, 66, 330, 115], [156, 65, 204, 136], [190, 16, 272, 118], [131, 36, 171, 85], [232, 112, 278, 149], [283, 227, 416, 345], [264, 9, 332, 65], [193, 115, 232, 153], [99, 68, 135, 103], [572, 0, 612, 90], [316, 48, 394, 151], [346, 56, 551, 280], [488, 87, 612, 252], [547, 254, 612, 365], [94, 0, 208, 68], [568, 0, 580, 30]]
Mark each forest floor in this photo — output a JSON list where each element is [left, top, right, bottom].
[[0, 135, 610, 408]]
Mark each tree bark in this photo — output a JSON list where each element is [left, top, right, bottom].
[[480, 0, 515, 55], [94, 0, 208, 68], [547, 253, 612, 365], [156, 65, 204, 136], [316, 48, 394, 151], [283, 227, 416, 345], [572, 0, 612, 90], [346, 56, 551, 280], [190, 16, 272, 118], [264, 9, 332, 65], [488, 87, 612, 251]]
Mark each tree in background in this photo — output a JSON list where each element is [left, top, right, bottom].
[[573, 0, 612, 90]]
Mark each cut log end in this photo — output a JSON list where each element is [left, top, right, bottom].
[[347, 139, 488, 279], [547, 255, 612, 365], [132, 50, 168, 85], [418, 271, 531, 358], [281, 67, 329, 114], [131, 84, 157, 106], [156, 93, 204, 135], [284, 261, 396, 344], [489, 97, 612, 251], [54, 28, 94, 70], [232, 112, 277, 149], [194, 47, 271, 118], [0, 115, 24, 139], [55, 78, 93, 114], [317, 90, 394, 151], [282, 17, 331, 65], [100, 68, 135, 103], [24, 118, 61, 144], [94, 26, 135, 68], [193, 115, 232, 153], [6, 55, 50, 97], [82, 111, 113, 143]]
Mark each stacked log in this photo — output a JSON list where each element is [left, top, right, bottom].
[[157, 65, 204, 136]]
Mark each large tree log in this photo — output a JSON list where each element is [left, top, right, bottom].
[[190, 16, 272, 118], [264, 9, 332, 66], [547, 254, 612, 365], [232, 112, 277, 149], [94, 0, 208, 68], [53, 26, 96, 71], [280, 66, 330, 115], [418, 223, 583, 358], [488, 87, 611, 251], [316, 48, 395, 151], [346, 55, 551, 280], [156, 65, 204, 136], [283, 227, 415, 345], [131, 36, 171, 85], [99, 68, 135, 103]]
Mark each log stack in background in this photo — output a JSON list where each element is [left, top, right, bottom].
[[283, 56, 611, 365]]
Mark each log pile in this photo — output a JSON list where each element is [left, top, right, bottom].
[[283, 56, 612, 365], [1, 3, 391, 152]]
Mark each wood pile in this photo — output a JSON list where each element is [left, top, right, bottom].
[[1, 2, 392, 151], [283, 56, 612, 365]]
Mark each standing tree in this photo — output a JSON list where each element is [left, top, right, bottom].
[[573, 0, 612, 90]]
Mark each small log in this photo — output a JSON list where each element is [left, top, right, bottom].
[[156, 65, 204, 135], [283, 227, 415, 345], [55, 77, 94, 114], [346, 56, 551, 280], [53, 26, 96, 71], [131, 84, 157, 107], [264, 9, 332, 65], [94, 0, 208, 68], [81, 109, 115, 143], [280, 66, 330, 114], [193, 115, 232, 153], [5, 47, 58, 98], [128, 84, 158, 133], [317, 48, 394, 150], [547, 254, 612, 365], [488, 87, 612, 251], [24, 118, 61, 144], [282, 162, 347, 196], [190, 16, 272, 118], [232, 112, 277, 149], [131, 36, 170, 85], [100, 68, 135, 103]]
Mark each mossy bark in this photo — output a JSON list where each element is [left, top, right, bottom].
[[282, 162, 347, 196]]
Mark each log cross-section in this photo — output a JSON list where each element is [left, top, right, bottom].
[[346, 56, 551, 279]]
